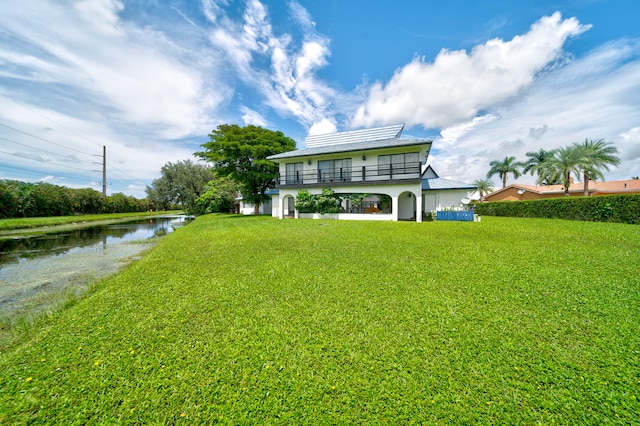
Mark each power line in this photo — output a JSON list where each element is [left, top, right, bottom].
[[0, 149, 96, 174], [108, 164, 139, 180], [0, 122, 96, 157], [0, 93, 105, 150], [0, 97, 152, 195], [0, 136, 96, 166], [0, 96, 152, 185], [0, 94, 139, 171], [0, 162, 96, 184]]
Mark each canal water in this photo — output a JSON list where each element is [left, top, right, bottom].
[[0, 215, 191, 320]]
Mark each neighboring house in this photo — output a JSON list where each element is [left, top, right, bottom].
[[484, 179, 640, 202], [266, 124, 477, 222], [235, 190, 277, 215], [422, 165, 478, 212]]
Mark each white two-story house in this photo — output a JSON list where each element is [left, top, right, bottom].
[[266, 124, 476, 222]]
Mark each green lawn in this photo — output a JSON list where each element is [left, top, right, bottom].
[[1, 215, 638, 423]]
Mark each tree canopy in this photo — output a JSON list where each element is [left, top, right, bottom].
[[145, 159, 215, 212], [487, 156, 522, 188], [472, 179, 495, 200], [484, 139, 621, 197], [536, 146, 584, 195], [574, 139, 620, 196], [192, 177, 239, 216], [522, 148, 561, 185], [196, 124, 296, 214]]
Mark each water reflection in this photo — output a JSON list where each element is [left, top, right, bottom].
[[0, 216, 190, 266], [0, 215, 192, 318]]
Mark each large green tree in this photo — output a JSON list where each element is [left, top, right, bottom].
[[487, 156, 522, 188], [574, 139, 620, 196], [146, 159, 215, 212], [196, 124, 296, 214]]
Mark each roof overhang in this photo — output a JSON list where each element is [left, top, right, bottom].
[[267, 138, 432, 161]]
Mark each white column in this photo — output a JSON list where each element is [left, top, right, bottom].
[[278, 195, 285, 219], [392, 195, 399, 221], [416, 192, 423, 223]]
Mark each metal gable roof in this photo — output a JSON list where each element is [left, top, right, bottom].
[[422, 177, 477, 191], [267, 137, 432, 160], [305, 124, 405, 148]]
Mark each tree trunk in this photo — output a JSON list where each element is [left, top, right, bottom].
[[502, 174, 507, 188], [564, 171, 571, 196], [254, 201, 260, 215], [583, 171, 589, 196]]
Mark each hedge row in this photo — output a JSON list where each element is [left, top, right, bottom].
[[0, 180, 149, 218], [474, 194, 640, 224]]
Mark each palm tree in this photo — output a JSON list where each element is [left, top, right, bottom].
[[472, 179, 495, 201], [487, 156, 522, 188], [537, 146, 583, 196], [574, 139, 620, 196], [521, 148, 560, 185]]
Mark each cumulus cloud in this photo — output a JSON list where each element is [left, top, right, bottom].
[[308, 118, 338, 136], [351, 12, 590, 129], [429, 38, 640, 185]]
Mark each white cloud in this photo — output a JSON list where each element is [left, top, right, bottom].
[[429, 39, 640, 185], [439, 115, 498, 145], [0, 0, 226, 140], [240, 106, 268, 127], [351, 12, 590, 129], [308, 118, 337, 136], [74, 0, 125, 36], [204, 0, 338, 128]]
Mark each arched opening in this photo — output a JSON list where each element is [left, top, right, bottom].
[[341, 193, 392, 214], [398, 191, 416, 221]]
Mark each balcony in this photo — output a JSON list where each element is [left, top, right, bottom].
[[276, 163, 422, 188]]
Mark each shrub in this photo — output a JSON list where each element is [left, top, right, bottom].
[[191, 178, 238, 215], [475, 194, 640, 224], [294, 189, 316, 213]]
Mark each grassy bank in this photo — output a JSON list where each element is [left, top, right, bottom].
[[0, 211, 183, 236], [0, 215, 638, 423]]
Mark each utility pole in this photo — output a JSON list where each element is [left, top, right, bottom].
[[102, 145, 106, 196]]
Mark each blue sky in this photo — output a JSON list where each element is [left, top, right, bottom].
[[1, 0, 639, 198]]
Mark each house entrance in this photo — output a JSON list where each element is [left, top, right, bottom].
[[285, 196, 295, 218], [398, 191, 416, 220]]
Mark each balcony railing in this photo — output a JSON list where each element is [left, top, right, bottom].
[[277, 163, 421, 187]]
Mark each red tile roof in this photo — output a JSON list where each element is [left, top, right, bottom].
[[486, 179, 640, 199]]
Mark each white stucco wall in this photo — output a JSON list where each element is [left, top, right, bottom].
[[239, 198, 273, 215], [271, 195, 280, 218], [277, 183, 423, 221], [422, 190, 472, 212]]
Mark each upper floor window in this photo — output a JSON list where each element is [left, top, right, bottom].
[[378, 152, 420, 176], [318, 158, 352, 182], [286, 162, 303, 184]]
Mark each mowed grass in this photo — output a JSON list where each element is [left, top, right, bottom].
[[0, 215, 638, 424]]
